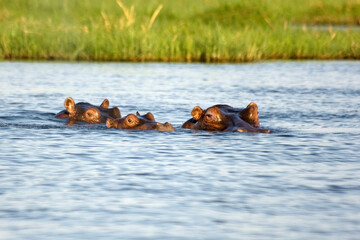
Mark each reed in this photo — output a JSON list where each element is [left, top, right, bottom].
[[0, 0, 359, 62]]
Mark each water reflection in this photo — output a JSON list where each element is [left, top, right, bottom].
[[0, 61, 360, 239]]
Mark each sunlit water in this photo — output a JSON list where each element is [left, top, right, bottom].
[[0, 61, 360, 240]]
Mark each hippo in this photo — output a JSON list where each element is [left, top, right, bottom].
[[182, 103, 270, 133], [55, 97, 121, 124], [106, 112, 175, 131], [182, 102, 260, 129]]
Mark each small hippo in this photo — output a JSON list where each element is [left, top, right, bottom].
[[182, 103, 270, 133], [106, 112, 174, 131], [55, 97, 121, 124]]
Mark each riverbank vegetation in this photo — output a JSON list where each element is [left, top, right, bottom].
[[1, 0, 359, 62]]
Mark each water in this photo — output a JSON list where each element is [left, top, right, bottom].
[[0, 61, 359, 240]]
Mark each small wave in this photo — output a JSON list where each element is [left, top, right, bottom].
[[0, 122, 68, 130]]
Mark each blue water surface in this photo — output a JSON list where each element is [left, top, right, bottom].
[[0, 61, 360, 240]]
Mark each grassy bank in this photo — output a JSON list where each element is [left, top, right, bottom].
[[1, 0, 360, 62]]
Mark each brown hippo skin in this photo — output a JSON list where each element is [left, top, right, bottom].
[[55, 97, 121, 124], [106, 112, 175, 131], [182, 103, 270, 133]]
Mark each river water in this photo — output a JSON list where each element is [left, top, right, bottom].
[[0, 61, 359, 239]]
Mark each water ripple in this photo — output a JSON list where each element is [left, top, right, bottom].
[[0, 61, 360, 240]]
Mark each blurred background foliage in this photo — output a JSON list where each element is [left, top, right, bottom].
[[0, 0, 359, 61]]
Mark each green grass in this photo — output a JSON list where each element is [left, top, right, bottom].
[[0, 0, 360, 62]]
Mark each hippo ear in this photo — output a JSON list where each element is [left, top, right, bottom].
[[136, 111, 141, 116], [191, 106, 203, 120], [100, 99, 109, 109], [64, 97, 76, 115], [111, 107, 121, 119], [143, 112, 155, 121], [106, 118, 118, 128], [247, 102, 258, 110]]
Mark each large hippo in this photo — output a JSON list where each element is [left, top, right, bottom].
[[182, 102, 260, 129], [106, 112, 174, 131], [182, 103, 270, 133], [55, 97, 121, 124]]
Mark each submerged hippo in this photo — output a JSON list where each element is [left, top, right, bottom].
[[106, 112, 174, 131], [56, 97, 121, 124], [182, 102, 260, 129], [182, 103, 270, 133]]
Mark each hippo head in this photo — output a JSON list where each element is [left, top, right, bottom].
[[189, 104, 269, 133], [191, 106, 230, 131], [106, 112, 153, 129], [240, 102, 260, 128], [63, 97, 121, 124], [106, 112, 174, 131], [154, 122, 175, 131]]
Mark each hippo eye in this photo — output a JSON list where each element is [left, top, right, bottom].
[[85, 108, 100, 120], [127, 118, 132, 123], [205, 114, 212, 119]]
